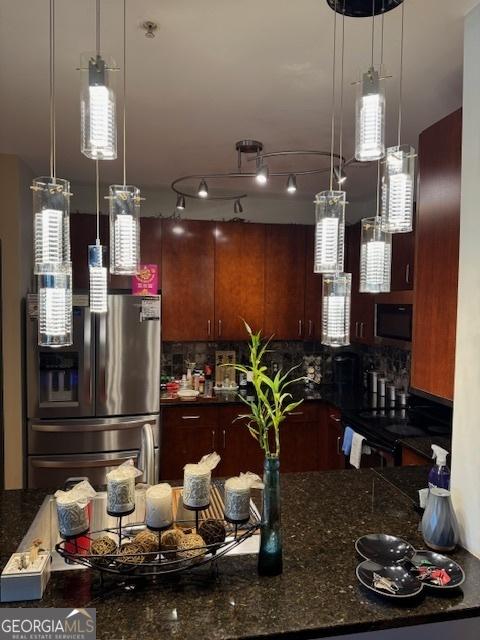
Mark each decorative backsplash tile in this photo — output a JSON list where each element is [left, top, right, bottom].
[[357, 344, 411, 391]]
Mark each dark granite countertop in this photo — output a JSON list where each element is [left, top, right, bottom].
[[2, 468, 480, 639], [400, 436, 452, 462]]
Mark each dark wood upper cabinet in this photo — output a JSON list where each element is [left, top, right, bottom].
[[412, 109, 462, 402], [345, 223, 375, 345], [264, 224, 306, 340], [214, 222, 265, 339], [161, 219, 215, 341], [391, 226, 415, 291], [304, 225, 323, 340]]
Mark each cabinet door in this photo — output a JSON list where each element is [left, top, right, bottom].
[[264, 225, 306, 339], [412, 109, 461, 401], [345, 223, 375, 345], [304, 226, 323, 340], [214, 222, 265, 340], [159, 407, 218, 481], [161, 220, 215, 341], [324, 406, 345, 470], [217, 407, 264, 477], [391, 229, 415, 291], [279, 404, 320, 472]]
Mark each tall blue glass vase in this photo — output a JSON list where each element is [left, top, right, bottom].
[[258, 456, 283, 576]]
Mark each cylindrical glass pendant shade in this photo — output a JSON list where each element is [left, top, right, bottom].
[[314, 190, 346, 274], [109, 185, 140, 275], [322, 273, 351, 348], [80, 53, 117, 160], [355, 67, 385, 162], [360, 217, 392, 293], [89, 243, 108, 314], [38, 263, 73, 347], [381, 145, 415, 233], [32, 177, 71, 274]]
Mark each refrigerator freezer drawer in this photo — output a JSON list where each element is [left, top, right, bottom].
[[28, 415, 159, 455], [27, 449, 159, 489]]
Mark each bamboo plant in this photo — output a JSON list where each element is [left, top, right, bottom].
[[231, 322, 304, 459]]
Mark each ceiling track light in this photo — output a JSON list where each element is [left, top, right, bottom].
[[176, 194, 185, 210], [255, 163, 269, 185], [233, 199, 243, 214], [286, 174, 297, 193], [198, 179, 209, 198]]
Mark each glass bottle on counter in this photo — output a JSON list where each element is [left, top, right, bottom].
[[204, 364, 213, 398]]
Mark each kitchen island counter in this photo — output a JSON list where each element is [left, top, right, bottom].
[[2, 468, 480, 639]]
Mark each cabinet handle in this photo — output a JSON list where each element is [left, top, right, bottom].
[[360, 322, 365, 339], [336, 436, 342, 455], [405, 264, 410, 284], [218, 319, 222, 337], [207, 320, 211, 337], [211, 429, 215, 450], [289, 411, 304, 416], [298, 320, 303, 337], [308, 320, 313, 337], [181, 415, 200, 420], [329, 414, 341, 422], [222, 428, 226, 448], [355, 321, 359, 337]]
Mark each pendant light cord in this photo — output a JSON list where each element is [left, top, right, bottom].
[[370, 0, 375, 68], [96, 160, 100, 243], [397, 0, 405, 148], [338, 8, 345, 182], [375, 2, 385, 224], [95, 0, 100, 56], [49, 0, 56, 179], [329, 0, 337, 192], [123, 0, 127, 187]]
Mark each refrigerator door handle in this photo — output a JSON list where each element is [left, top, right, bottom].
[[139, 423, 155, 485], [30, 415, 159, 433]]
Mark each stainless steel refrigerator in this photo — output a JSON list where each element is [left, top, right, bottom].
[[26, 293, 161, 489]]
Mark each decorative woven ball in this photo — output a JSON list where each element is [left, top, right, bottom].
[[177, 533, 206, 563], [134, 530, 158, 554], [161, 528, 184, 548], [117, 542, 145, 569], [90, 536, 117, 566], [198, 519, 226, 547]]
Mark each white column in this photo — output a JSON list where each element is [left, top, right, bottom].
[[451, 2, 480, 558]]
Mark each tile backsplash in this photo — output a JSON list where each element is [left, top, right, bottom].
[[162, 340, 411, 389]]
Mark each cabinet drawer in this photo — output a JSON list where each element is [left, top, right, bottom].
[[162, 406, 218, 428], [283, 403, 318, 423]]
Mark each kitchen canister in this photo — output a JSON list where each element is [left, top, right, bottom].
[[421, 488, 459, 552], [55, 480, 96, 538]]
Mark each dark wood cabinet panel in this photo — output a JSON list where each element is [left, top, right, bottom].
[[402, 446, 429, 467], [345, 223, 375, 345], [70, 214, 161, 292], [391, 228, 415, 291], [217, 407, 264, 477], [412, 109, 461, 402], [159, 407, 218, 481], [161, 219, 215, 341], [264, 225, 306, 339], [214, 222, 265, 339], [281, 420, 320, 472], [323, 405, 345, 470], [304, 225, 323, 340]]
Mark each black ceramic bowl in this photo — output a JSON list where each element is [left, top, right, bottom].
[[411, 550, 465, 590], [355, 534, 416, 565], [356, 560, 423, 599]]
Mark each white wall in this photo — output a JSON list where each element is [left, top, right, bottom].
[[70, 181, 373, 225], [451, 2, 480, 557]]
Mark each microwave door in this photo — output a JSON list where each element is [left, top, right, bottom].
[[95, 294, 161, 417]]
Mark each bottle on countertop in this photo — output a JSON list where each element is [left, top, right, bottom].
[[199, 374, 205, 395], [204, 364, 213, 398], [428, 445, 451, 490]]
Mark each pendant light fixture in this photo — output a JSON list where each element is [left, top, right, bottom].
[[314, 0, 346, 275], [34, 0, 72, 347], [286, 174, 297, 193], [360, 12, 392, 294], [381, 1, 415, 233], [89, 161, 108, 313], [109, 0, 141, 276], [80, 0, 117, 160], [355, 1, 386, 162], [321, 3, 351, 348]]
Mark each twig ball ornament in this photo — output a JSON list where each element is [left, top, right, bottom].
[[117, 542, 145, 568], [198, 519, 226, 547], [177, 533, 206, 563], [90, 536, 117, 566], [134, 530, 158, 554]]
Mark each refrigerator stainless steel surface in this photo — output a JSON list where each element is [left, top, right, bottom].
[[26, 293, 161, 489]]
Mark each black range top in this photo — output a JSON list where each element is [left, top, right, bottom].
[[341, 395, 452, 459]]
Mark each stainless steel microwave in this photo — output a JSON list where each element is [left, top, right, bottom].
[[375, 303, 412, 347]]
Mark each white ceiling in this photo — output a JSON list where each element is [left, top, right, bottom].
[[0, 0, 476, 207]]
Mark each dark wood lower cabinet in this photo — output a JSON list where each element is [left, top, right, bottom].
[[160, 401, 346, 480]]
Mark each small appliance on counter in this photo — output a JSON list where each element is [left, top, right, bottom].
[[332, 351, 361, 387], [26, 293, 161, 489]]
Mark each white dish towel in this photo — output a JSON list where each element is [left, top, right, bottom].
[[349, 431, 372, 469]]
